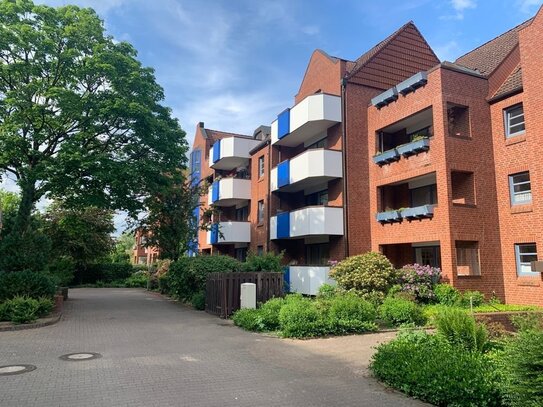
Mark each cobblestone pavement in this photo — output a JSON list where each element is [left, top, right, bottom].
[[0, 288, 428, 407]]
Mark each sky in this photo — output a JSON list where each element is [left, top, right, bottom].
[[2, 0, 542, 233]]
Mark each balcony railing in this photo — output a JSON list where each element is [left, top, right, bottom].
[[288, 266, 335, 296], [270, 206, 343, 239], [209, 137, 260, 171], [376, 205, 435, 223], [270, 149, 342, 192], [396, 138, 430, 157], [271, 94, 341, 147], [208, 178, 251, 207], [373, 149, 400, 166], [207, 221, 251, 245]]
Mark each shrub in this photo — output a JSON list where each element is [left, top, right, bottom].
[[459, 290, 485, 308], [327, 293, 377, 334], [241, 251, 283, 272], [502, 328, 543, 406], [435, 307, 489, 352], [379, 297, 426, 327], [74, 263, 134, 284], [232, 308, 263, 331], [191, 291, 206, 310], [36, 297, 54, 317], [258, 297, 285, 331], [167, 255, 241, 301], [317, 283, 337, 299], [434, 283, 461, 306], [370, 331, 503, 407], [158, 273, 170, 294], [124, 271, 149, 288], [510, 313, 543, 332], [0, 271, 57, 301], [397, 264, 440, 303], [47, 256, 75, 286], [279, 296, 325, 338], [0, 296, 41, 324], [0, 229, 51, 273], [329, 252, 395, 303]]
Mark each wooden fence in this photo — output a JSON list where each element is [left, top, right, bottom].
[[205, 272, 284, 318]]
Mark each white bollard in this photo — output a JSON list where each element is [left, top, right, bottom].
[[240, 283, 256, 309]]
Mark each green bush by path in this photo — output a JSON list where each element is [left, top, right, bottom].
[[279, 296, 325, 338], [0, 295, 53, 324], [379, 297, 426, 327], [434, 283, 461, 306], [370, 331, 503, 407], [459, 290, 486, 308], [327, 293, 378, 334], [329, 252, 395, 303], [232, 308, 263, 331], [191, 291, 206, 310], [241, 251, 283, 272], [435, 307, 489, 352], [124, 272, 149, 288], [0, 271, 57, 301]]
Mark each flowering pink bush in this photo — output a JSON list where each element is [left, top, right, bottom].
[[398, 264, 441, 303]]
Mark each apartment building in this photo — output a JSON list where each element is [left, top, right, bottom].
[[189, 8, 543, 305]]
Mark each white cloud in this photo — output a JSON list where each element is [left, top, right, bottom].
[[517, 0, 543, 13], [441, 0, 476, 20], [433, 40, 462, 61]]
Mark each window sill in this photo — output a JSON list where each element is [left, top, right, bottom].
[[511, 204, 533, 214], [457, 274, 482, 279], [452, 203, 477, 208], [505, 134, 526, 146], [516, 276, 541, 286]]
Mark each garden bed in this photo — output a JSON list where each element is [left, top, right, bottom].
[[0, 312, 62, 332]]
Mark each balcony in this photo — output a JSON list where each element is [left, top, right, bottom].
[[400, 204, 435, 220], [374, 107, 432, 166], [288, 266, 335, 296], [271, 94, 341, 147], [270, 206, 343, 240], [209, 136, 260, 171], [208, 178, 251, 207], [207, 221, 251, 245], [270, 149, 343, 192], [376, 210, 402, 223]]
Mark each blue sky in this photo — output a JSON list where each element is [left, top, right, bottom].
[[2, 0, 542, 232]]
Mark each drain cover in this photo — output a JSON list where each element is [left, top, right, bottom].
[[0, 365, 36, 376], [59, 352, 102, 361]]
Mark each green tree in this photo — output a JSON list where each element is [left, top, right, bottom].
[[43, 202, 114, 267], [0, 0, 187, 239], [110, 231, 134, 264], [0, 189, 20, 236]]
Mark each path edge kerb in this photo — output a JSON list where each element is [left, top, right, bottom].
[[0, 313, 62, 332]]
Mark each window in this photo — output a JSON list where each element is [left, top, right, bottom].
[[235, 248, 248, 262], [414, 246, 441, 268], [410, 184, 437, 207], [257, 200, 264, 223], [190, 149, 201, 186], [257, 245, 264, 256], [456, 241, 481, 276], [305, 243, 330, 265], [407, 126, 431, 141], [258, 156, 265, 178], [447, 103, 470, 138], [305, 189, 328, 206], [515, 243, 538, 276], [509, 172, 532, 205], [504, 104, 525, 138], [236, 206, 248, 221], [307, 137, 327, 149]]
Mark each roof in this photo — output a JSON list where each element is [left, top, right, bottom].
[[455, 18, 533, 76], [490, 65, 523, 101], [204, 129, 251, 141]]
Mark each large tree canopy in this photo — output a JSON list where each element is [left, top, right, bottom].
[[0, 0, 187, 234]]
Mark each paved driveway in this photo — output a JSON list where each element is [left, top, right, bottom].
[[0, 288, 427, 407]]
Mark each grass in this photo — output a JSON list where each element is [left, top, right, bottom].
[[423, 303, 543, 322]]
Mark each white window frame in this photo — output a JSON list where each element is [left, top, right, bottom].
[[258, 156, 265, 178], [509, 171, 532, 205], [515, 243, 538, 276], [257, 200, 264, 223], [504, 104, 525, 138]]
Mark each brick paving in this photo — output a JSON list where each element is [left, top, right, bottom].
[[0, 288, 428, 407]]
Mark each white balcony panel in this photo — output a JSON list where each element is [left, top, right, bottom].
[[208, 178, 251, 206], [290, 206, 343, 238], [269, 215, 277, 240], [272, 94, 341, 146], [209, 137, 260, 170], [271, 149, 343, 192], [206, 221, 250, 245], [289, 266, 336, 296]]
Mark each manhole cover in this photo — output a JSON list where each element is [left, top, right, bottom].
[[0, 365, 36, 376], [59, 352, 102, 361]]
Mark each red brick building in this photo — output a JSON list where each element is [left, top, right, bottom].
[[189, 9, 543, 304]]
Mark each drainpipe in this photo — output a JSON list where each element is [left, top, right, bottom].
[[341, 77, 349, 259], [266, 140, 271, 253]]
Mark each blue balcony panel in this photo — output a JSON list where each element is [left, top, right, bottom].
[[277, 160, 290, 188], [211, 181, 220, 203], [376, 210, 402, 223], [373, 149, 400, 166], [210, 223, 219, 244], [396, 72, 428, 95], [212, 140, 221, 163], [400, 205, 435, 220], [277, 108, 290, 139], [396, 138, 430, 157], [277, 212, 290, 239]]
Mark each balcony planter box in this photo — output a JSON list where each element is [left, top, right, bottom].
[[400, 205, 435, 220], [373, 149, 400, 165], [371, 87, 398, 108], [396, 138, 430, 157], [376, 210, 402, 223], [396, 72, 428, 95]]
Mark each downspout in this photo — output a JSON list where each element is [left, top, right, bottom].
[[266, 140, 271, 253], [341, 77, 350, 259]]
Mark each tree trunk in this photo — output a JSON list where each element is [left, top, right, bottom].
[[13, 180, 37, 235]]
